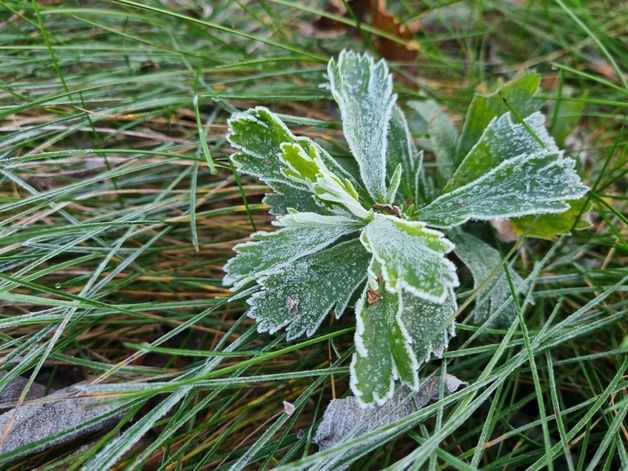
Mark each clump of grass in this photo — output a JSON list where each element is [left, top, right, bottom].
[[0, 1, 625, 469]]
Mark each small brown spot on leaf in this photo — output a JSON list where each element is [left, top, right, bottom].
[[367, 289, 381, 305]]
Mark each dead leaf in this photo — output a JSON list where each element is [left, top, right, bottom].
[[0, 383, 126, 461], [372, 0, 420, 61], [314, 375, 466, 469], [0, 374, 47, 410]]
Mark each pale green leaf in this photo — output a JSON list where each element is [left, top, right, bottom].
[[419, 152, 588, 228], [451, 231, 524, 327], [511, 197, 591, 240], [327, 50, 396, 201], [228, 106, 361, 195], [247, 239, 369, 340], [223, 212, 360, 288], [409, 100, 458, 182], [386, 105, 423, 203], [456, 73, 543, 159], [446, 111, 558, 190], [278, 141, 369, 219], [351, 270, 418, 406], [400, 288, 457, 364], [360, 214, 458, 303]]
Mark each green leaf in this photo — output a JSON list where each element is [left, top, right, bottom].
[[456, 73, 543, 160], [224, 212, 360, 288], [262, 182, 322, 216], [386, 105, 423, 203], [228, 106, 361, 196], [228, 106, 301, 190], [360, 214, 458, 303], [451, 231, 524, 327], [409, 100, 458, 182], [511, 197, 591, 240], [400, 288, 457, 364], [278, 141, 369, 219], [247, 239, 369, 340], [385, 163, 403, 204], [419, 152, 588, 228], [446, 111, 558, 191], [327, 50, 396, 201], [351, 269, 418, 406]]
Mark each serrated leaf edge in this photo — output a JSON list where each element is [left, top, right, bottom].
[[350, 285, 420, 407], [421, 152, 589, 228]]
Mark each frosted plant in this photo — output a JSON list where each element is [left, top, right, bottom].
[[223, 50, 588, 406]]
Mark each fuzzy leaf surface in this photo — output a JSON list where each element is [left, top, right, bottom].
[[446, 111, 557, 190], [279, 141, 369, 218], [351, 281, 418, 406], [400, 288, 457, 364], [228, 106, 362, 212], [419, 153, 588, 228], [327, 50, 395, 201], [456, 73, 543, 159], [360, 214, 458, 303], [228, 106, 301, 189], [262, 182, 322, 216], [224, 213, 360, 288], [451, 231, 524, 327], [247, 239, 369, 340]]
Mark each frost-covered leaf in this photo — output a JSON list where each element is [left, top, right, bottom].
[[247, 239, 368, 340], [456, 73, 543, 159], [419, 152, 588, 228], [360, 213, 458, 303], [228, 106, 362, 195], [451, 231, 524, 327], [0, 374, 46, 409], [409, 100, 458, 182], [223, 213, 361, 288], [386, 106, 423, 203], [327, 50, 396, 201], [0, 383, 126, 459], [315, 375, 466, 455], [279, 141, 369, 218], [511, 197, 591, 240], [351, 273, 418, 406], [228, 106, 302, 189], [446, 111, 558, 191], [400, 288, 457, 364], [262, 182, 322, 216]]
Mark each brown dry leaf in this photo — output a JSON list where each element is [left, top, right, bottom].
[[372, 0, 420, 61], [312, 0, 370, 32]]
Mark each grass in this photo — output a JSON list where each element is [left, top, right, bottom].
[[0, 0, 626, 469]]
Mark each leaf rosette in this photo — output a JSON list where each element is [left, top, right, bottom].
[[224, 50, 588, 406]]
